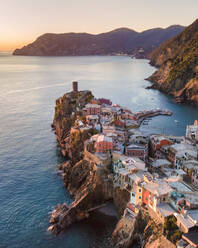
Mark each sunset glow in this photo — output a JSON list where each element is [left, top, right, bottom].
[[1, 0, 198, 51]]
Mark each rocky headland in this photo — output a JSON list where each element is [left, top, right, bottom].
[[147, 18, 198, 106], [48, 83, 175, 247], [50, 88, 128, 236]]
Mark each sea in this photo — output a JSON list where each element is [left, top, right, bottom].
[[0, 53, 198, 248]]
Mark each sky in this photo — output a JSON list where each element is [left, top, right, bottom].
[[0, 0, 198, 51]]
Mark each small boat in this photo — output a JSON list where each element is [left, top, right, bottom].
[[174, 120, 179, 123]]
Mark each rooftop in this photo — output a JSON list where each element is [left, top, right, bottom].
[[96, 134, 113, 143], [129, 171, 144, 184], [182, 228, 198, 246], [127, 143, 146, 149], [118, 168, 129, 176], [184, 193, 198, 205], [168, 181, 193, 193], [85, 103, 101, 108], [157, 203, 175, 217], [188, 209, 198, 223], [152, 159, 171, 168], [143, 180, 173, 196], [174, 213, 195, 229]]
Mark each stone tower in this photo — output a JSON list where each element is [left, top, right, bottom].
[[72, 81, 78, 92]]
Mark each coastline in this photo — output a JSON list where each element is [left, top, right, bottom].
[[49, 82, 175, 247]]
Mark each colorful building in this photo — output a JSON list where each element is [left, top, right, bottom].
[[142, 179, 173, 212], [85, 103, 101, 115], [94, 134, 113, 153], [186, 120, 198, 140], [150, 134, 173, 159], [126, 144, 148, 161]]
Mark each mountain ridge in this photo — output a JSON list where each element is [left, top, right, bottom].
[[13, 25, 184, 57]]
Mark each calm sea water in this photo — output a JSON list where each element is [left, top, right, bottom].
[[0, 53, 198, 248]]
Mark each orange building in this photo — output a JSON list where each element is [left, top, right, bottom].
[[150, 135, 173, 159]]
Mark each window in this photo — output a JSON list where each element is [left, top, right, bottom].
[[139, 196, 141, 199], [139, 189, 141, 192]]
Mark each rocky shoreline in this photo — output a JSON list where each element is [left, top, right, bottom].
[[146, 18, 198, 106], [48, 83, 175, 247]]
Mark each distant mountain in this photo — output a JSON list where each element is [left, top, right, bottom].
[[148, 19, 198, 105], [13, 25, 184, 57]]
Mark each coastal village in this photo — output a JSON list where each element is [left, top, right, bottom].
[[50, 82, 198, 248]]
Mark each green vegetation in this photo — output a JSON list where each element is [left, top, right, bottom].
[[85, 94, 93, 103], [167, 36, 198, 83], [164, 216, 182, 243], [150, 19, 198, 96], [71, 131, 82, 146]]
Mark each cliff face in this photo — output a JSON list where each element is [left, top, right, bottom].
[[148, 19, 198, 105], [13, 26, 184, 57], [52, 90, 93, 162], [50, 88, 131, 238]]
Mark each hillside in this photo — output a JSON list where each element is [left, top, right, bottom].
[[13, 26, 184, 57], [148, 19, 198, 105]]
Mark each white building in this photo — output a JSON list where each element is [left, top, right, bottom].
[[186, 121, 198, 140]]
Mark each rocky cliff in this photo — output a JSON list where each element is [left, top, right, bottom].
[[50, 88, 131, 241], [13, 26, 184, 58], [148, 19, 198, 105]]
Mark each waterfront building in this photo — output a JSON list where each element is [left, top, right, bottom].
[[186, 120, 198, 141]]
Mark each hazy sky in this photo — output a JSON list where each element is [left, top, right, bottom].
[[1, 0, 198, 51]]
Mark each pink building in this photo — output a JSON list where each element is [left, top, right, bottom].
[[85, 104, 101, 115], [126, 144, 148, 161], [95, 135, 113, 153]]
